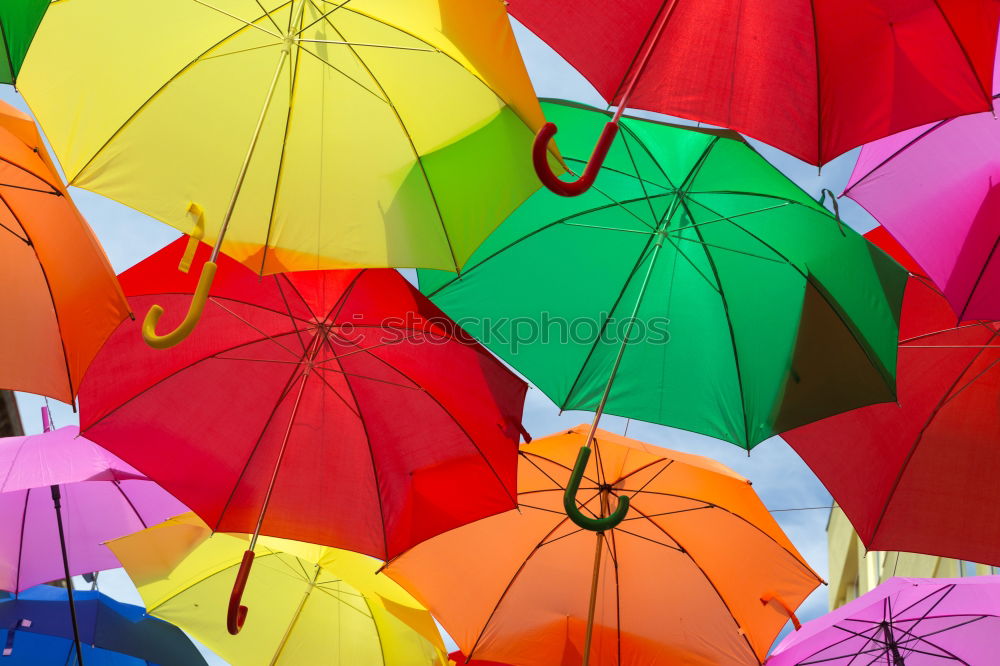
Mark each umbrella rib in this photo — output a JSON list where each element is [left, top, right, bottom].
[[330, 334, 520, 522], [902, 614, 991, 641], [688, 193, 898, 394], [274, 279, 308, 353], [190, 0, 282, 38], [562, 154, 673, 200], [899, 322, 994, 345], [302, 357, 362, 418], [618, 128, 668, 227], [671, 235, 789, 264], [307, 10, 460, 272], [69, 2, 293, 182], [314, 366, 425, 391], [209, 299, 305, 359], [465, 509, 596, 661], [680, 196, 751, 446], [83, 331, 306, 433], [259, 5, 306, 276], [290, 40, 389, 102], [1, 191, 75, 400], [297, 0, 354, 35], [317, 335, 390, 559], [0, 154, 65, 194], [108, 481, 149, 530], [931, 0, 995, 110], [624, 487, 822, 580], [869, 328, 1000, 543], [620, 505, 714, 522], [612, 526, 683, 552], [211, 362, 309, 533], [361, 594, 389, 666], [620, 459, 674, 500], [626, 501, 762, 662], [297, 39, 435, 52], [252, 0, 284, 33], [421, 195, 673, 298], [199, 40, 282, 61], [617, 120, 678, 190], [666, 202, 793, 234], [520, 450, 600, 488], [659, 233, 723, 294]]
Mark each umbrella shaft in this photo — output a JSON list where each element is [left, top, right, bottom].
[[250, 334, 322, 549], [582, 491, 610, 666], [51, 485, 84, 666], [582, 237, 666, 452], [210, 43, 290, 263], [612, 0, 680, 123]]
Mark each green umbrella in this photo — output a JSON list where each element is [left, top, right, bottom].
[[419, 99, 906, 530], [0, 0, 47, 85]]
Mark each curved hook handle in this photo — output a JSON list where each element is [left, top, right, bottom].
[[142, 261, 217, 349], [227, 550, 255, 635], [532, 121, 619, 197], [563, 446, 629, 532]]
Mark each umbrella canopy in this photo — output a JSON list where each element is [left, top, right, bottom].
[[19, 0, 550, 275], [0, 425, 186, 593], [107, 513, 447, 666], [0, 1, 48, 84], [0, 99, 129, 403], [0, 585, 208, 666], [419, 99, 907, 452], [79, 237, 528, 632], [385, 426, 823, 666], [768, 577, 1000, 665], [845, 94, 1000, 321], [509, 0, 999, 167], [783, 231, 1000, 566], [449, 651, 509, 666]]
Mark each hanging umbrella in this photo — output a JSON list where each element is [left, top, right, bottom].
[[782, 234, 1000, 567], [78, 238, 528, 634], [844, 93, 1000, 320], [0, 585, 208, 666], [0, 99, 129, 402], [419, 98, 904, 541], [509, 0, 999, 190], [0, 1, 48, 85], [768, 577, 1000, 665], [0, 409, 187, 664], [385, 426, 823, 666], [18, 0, 556, 347], [106, 513, 447, 666]]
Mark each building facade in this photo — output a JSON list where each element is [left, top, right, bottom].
[[827, 506, 994, 609], [0, 390, 22, 437]]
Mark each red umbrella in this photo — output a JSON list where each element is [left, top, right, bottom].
[[783, 230, 1000, 565], [511, 0, 999, 190], [78, 238, 528, 634]]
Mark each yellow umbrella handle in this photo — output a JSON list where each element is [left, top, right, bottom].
[[227, 550, 255, 635], [532, 121, 619, 197], [141, 261, 217, 349]]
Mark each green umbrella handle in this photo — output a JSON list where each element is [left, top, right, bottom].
[[563, 446, 629, 532], [532, 121, 619, 197], [142, 261, 217, 349], [227, 550, 255, 635]]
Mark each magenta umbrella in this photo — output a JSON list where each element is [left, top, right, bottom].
[[767, 577, 1000, 665], [844, 94, 1000, 321], [0, 410, 187, 591]]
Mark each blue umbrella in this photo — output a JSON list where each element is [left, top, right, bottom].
[[0, 586, 208, 665]]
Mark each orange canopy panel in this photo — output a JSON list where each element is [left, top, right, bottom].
[[386, 426, 822, 666], [0, 100, 128, 403]]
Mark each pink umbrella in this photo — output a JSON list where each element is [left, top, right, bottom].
[[768, 577, 1000, 665], [0, 410, 186, 592], [845, 94, 1000, 321]]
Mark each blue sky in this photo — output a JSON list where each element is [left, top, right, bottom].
[[5, 17, 883, 664]]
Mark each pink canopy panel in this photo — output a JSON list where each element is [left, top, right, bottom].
[[846, 95, 1000, 321], [0, 426, 186, 592]]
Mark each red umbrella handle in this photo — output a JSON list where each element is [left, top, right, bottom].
[[532, 121, 619, 197], [227, 550, 255, 635]]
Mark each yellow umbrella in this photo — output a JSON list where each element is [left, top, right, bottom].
[[106, 514, 449, 666], [19, 0, 554, 347]]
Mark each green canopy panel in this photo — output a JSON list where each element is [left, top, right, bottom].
[[0, 0, 48, 85], [419, 99, 906, 450]]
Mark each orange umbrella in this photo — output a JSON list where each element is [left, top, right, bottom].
[[0, 100, 128, 403], [386, 427, 822, 666]]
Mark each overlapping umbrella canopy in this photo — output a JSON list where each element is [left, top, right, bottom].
[[107, 513, 448, 666], [386, 427, 823, 666], [419, 99, 906, 451], [0, 585, 209, 666]]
